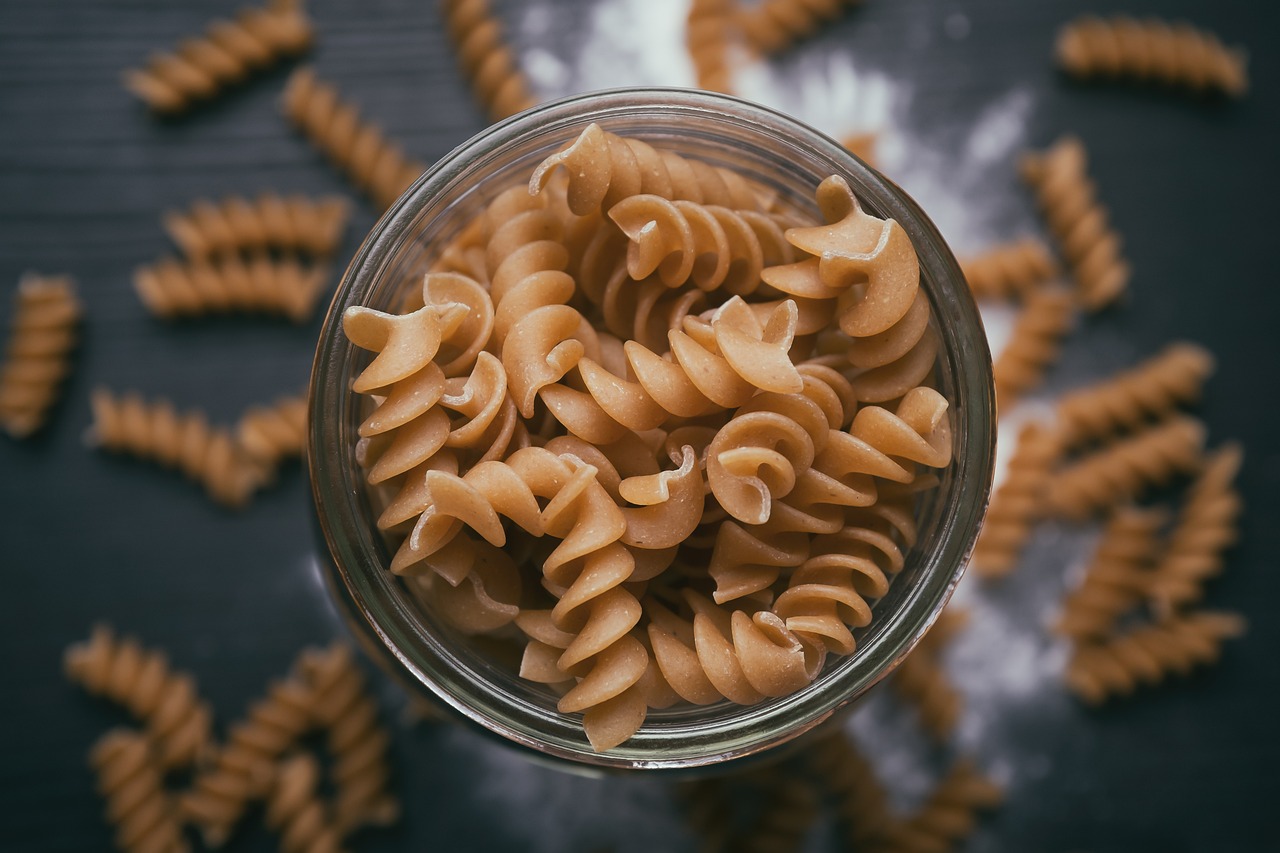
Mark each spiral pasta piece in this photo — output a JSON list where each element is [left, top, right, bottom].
[[1056, 16, 1248, 98], [739, 0, 863, 56], [237, 393, 307, 473], [840, 132, 877, 168], [1066, 611, 1246, 705], [163, 194, 349, 260], [123, 0, 312, 114], [89, 730, 189, 853], [1056, 342, 1215, 449], [0, 273, 81, 438], [266, 754, 345, 853], [971, 422, 1063, 578], [959, 237, 1060, 301], [1054, 507, 1166, 642], [803, 729, 893, 851], [65, 625, 213, 770], [441, 0, 538, 121], [134, 256, 327, 322], [88, 388, 264, 509], [687, 0, 734, 94], [530, 123, 765, 216], [1148, 443, 1243, 609], [283, 67, 426, 211], [879, 758, 1003, 852], [1020, 136, 1130, 311], [891, 609, 966, 740], [1048, 416, 1205, 520], [300, 644, 400, 836], [992, 287, 1075, 407]]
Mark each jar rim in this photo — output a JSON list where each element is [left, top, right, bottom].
[[308, 86, 996, 772]]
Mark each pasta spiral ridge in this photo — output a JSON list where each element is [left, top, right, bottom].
[[971, 422, 1062, 578], [879, 758, 1003, 852], [0, 273, 81, 438], [237, 393, 308, 473], [265, 754, 344, 853], [89, 729, 190, 853], [123, 0, 313, 115], [134, 256, 327, 323], [1056, 342, 1215, 449], [530, 123, 766, 216], [960, 237, 1060, 301], [738, 0, 863, 56], [440, 0, 538, 121], [1054, 507, 1166, 642], [1048, 416, 1206, 520], [1065, 610, 1246, 705], [803, 730, 893, 851], [1021, 136, 1130, 311], [163, 194, 350, 260], [992, 287, 1075, 407], [687, 0, 735, 95], [88, 388, 265, 509], [283, 67, 426, 211], [1149, 443, 1243, 609], [1056, 16, 1248, 98], [65, 625, 213, 770]]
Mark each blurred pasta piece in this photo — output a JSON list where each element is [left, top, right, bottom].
[[0, 273, 81, 438]]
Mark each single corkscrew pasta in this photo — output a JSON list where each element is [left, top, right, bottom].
[[123, 0, 313, 114], [65, 625, 213, 770], [237, 393, 307, 472], [992, 287, 1075, 407], [89, 729, 189, 853], [282, 67, 426, 211], [163, 194, 350, 260], [0, 273, 81, 438], [840, 132, 877, 168], [1021, 136, 1130, 311], [1056, 16, 1248, 98], [1066, 610, 1246, 704], [878, 758, 1003, 852], [971, 422, 1062, 578], [687, 0, 735, 94], [87, 388, 264, 509], [1148, 443, 1243, 609], [803, 730, 893, 851], [1048, 416, 1205, 520], [960, 237, 1060, 301], [440, 0, 538, 121], [739, 0, 863, 56], [890, 608, 967, 740], [134, 256, 327, 323], [265, 754, 344, 853], [1056, 342, 1215, 449], [1054, 507, 1167, 642]]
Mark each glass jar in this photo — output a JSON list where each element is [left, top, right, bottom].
[[308, 87, 995, 773]]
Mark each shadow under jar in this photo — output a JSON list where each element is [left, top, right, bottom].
[[309, 88, 995, 773]]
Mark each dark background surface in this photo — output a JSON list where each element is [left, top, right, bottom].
[[2, 1, 1278, 851]]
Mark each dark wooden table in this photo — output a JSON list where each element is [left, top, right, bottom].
[[2, 1, 1277, 851]]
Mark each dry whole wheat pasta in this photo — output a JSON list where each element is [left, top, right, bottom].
[[960, 237, 1060, 301], [237, 393, 308, 472], [163, 194, 350, 260], [878, 758, 1003, 852], [440, 0, 538, 121], [687, 0, 735, 95], [840, 132, 878, 168], [739, 0, 863, 56], [89, 729, 189, 853], [971, 422, 1063, 578], [265, 753, 345, 853], [992, 287, 1076, 407], [803, 729, 893, 850], [0, 273, 81, 438], [134, 256, 328, 323]]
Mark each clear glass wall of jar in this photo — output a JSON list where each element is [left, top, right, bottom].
[[308, 88, 995, 773]]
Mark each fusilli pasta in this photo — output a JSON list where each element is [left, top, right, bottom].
[[971, 422, 1062, 578], [134, 256, 327, 322], [840, 132, 877, 168], [163, 194, 350, 260], [1056, 16, 1248, 98], [992, 287, 1075, 407], [89, 729, 189, 853], [1020, 136, 1129, 312], [282, 67, 426, 211], [124, 0, 313, 114], [878, 758, 1003, 852], [265, 753, 345, 853], [687, 0, 735, 95], [960, 237, 1060, 301], [237, 393, 308, 473], [739, 0, 863, 56], [440, 0, 538, 121], [890, 608, 966, 741], [803, 729, 892, 851], [0, 273, 81, 438]]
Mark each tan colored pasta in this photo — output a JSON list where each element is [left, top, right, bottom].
[[1054, 507, 1166, 642], [1148, 443, 1243, 610], [123, 0, 312, 114], [803, 729, 893, 851], [879, 758, 1003, 852], [1020, 136, 1129, 311], [65, 625, 213, 770], [840, 132, 877, 168], [959, 237, 1060, 301], [890, 608, 966, 741], [992, 287, 1075, 407], [300, 644, 400, 836], [134, 256, 327, 323], [441, 0, 538, 121], [0, 273, 81, 438], [282, 67, 426, 211], [971, 422, 1062, 578], [1048, 416, 1205, 520], [1065, 610, 1246, 705], [163, 194, 350, 260], [237, 393, 308, 472], [687, 0, 735, 95], [87, 388, 264, 509], [89, 729, 189, 853], [1056, 16, 1248, 98], [739, 0, 863, 56], [266, 754, 345, 853], [1056, 342, 1215, 449]]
